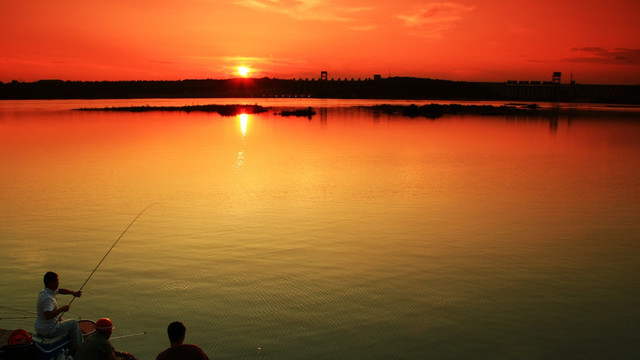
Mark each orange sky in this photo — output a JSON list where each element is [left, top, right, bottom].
[[1, 0, 639, 84]]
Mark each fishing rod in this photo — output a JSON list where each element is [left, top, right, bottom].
[[45, 203, 158, 340], [110, 331, 147, 340], [68, 202, 158, 307]]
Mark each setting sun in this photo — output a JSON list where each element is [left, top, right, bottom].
[[237, 66, 250, 77]]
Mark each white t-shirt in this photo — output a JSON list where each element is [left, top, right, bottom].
[[35, 287, 58, 335]]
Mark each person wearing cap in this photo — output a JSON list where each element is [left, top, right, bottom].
[[35, 271, 83, 348], [156, 321, 209, 360], [75, 317, 137, 360]]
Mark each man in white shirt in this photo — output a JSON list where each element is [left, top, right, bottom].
[[35, 271, 83, 348]]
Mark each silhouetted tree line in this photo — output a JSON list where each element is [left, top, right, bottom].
[[1, 78, 638, 103]]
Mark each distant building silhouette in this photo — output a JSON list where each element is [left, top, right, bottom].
[[504, 72, 579, 101], [320, 71, 328, 81]]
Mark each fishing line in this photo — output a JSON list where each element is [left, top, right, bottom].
[[0, 316, 37, 320], [0, 305, 36, 315]]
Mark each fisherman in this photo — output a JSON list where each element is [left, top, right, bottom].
[[35, 271, 83, 349], [75, 317, 137, 360], [156, 321, 209, 360]]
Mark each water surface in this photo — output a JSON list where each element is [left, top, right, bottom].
[[1, 100, 639, 359]]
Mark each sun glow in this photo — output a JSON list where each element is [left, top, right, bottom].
[[237, 66, 251, 77]]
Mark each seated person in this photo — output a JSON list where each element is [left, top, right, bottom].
[[75, 317, 136, 360], [156, 321, 209, 360], [35, 271, 83, 348]]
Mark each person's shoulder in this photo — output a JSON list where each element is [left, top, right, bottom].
[[38, 288, 56, 297], [157, 345, 208, 360], [156, 346, 199, 360], [156, 347, 180, 360], [155, 347, 172, 360], [184, 344, 209, 359], [92, 333, 112, 345]]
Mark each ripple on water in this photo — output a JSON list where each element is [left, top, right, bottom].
[[163, 281, 191, 291]]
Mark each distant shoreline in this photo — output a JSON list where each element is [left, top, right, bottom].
[[3, 77, 639, 104]]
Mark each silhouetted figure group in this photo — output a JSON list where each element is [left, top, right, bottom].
[[34, 271, 210, 360]]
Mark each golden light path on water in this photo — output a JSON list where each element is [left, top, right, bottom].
[[235, 113, 250, 173]]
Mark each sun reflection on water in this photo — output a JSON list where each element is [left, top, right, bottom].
[[238, 113, 249, 137], [235, 113, 249, 173]]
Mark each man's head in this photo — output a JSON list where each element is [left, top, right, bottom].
[[167, 321, 186, 344], [43, 272, 59, 290], [96, 318, 114, 338]]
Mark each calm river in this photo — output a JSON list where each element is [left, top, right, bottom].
[[1, 99, 639, 360]]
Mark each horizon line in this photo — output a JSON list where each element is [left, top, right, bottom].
[[2, 76, 639, 87]]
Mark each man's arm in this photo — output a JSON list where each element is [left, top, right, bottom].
[[58, 288, 82, 297], [44, 305, 70, 320]]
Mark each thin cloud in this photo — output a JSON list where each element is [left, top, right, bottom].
[[564, 47, 640, 65], [397, 2, 475, 38], [234, 0, 372, 22], [345, 24, 378, 31], [209, 55, 318, 76]]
